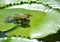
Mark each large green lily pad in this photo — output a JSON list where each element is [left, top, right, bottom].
[[0, 8, 60, 39], [0, 8, 47, 38]]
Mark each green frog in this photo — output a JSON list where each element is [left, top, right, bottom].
[[4, 14, 32, 27]]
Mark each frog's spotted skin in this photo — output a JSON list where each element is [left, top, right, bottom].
[[5, 14, 32, 26], [0, 0, 60, 39]]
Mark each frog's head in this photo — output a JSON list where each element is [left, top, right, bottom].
[[4, 16, 16, 23]]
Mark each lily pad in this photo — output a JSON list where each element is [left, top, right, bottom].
[[0, 8, 46, 38]]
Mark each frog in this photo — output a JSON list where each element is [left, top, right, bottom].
[[4, 14, 32, 27]]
